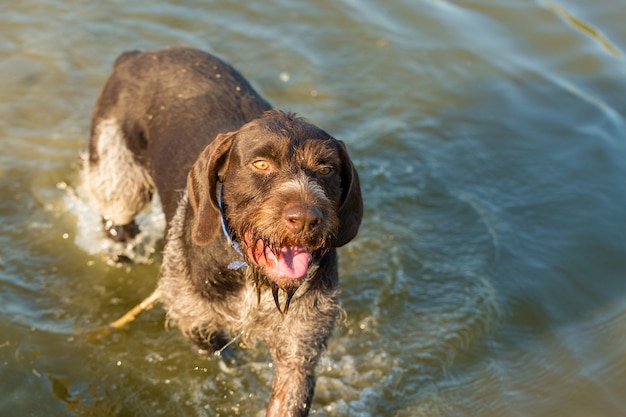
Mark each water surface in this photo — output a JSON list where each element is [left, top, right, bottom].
[[2, 1, 626, 416]]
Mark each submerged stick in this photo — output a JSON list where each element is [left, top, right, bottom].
[[109, 289, 160, 329]]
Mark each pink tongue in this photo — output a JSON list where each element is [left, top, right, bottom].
[[265, 246, 312, 280]]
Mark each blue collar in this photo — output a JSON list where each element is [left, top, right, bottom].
[[217, 182, 248, 270]]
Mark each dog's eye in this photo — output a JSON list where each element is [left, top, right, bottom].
[[252, 160, 271, 171], [318, 166, 332, 175]]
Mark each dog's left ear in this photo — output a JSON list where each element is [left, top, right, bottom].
[[187, 131, 236, 246], [331, 140, 363, 247]]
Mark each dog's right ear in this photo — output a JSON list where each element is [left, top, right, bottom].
[[187, 132, 236, 246]]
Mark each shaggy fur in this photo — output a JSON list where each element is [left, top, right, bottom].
[[83, 47, 362, 417]]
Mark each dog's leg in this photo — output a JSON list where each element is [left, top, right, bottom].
[[83, 118, 154, 241], [266, 342, 321, 417], [267, 361, 316, 417]]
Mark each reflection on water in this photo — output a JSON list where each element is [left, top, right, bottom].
[[542, 0, 623, 57], [2, 0, 626, 416]]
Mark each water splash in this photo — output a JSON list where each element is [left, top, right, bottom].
[[61, 181, 165, 265]]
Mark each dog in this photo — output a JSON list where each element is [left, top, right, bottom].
[[83, 47, 362, 417]]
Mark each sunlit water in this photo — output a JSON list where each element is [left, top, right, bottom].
[[2, 1, 626, 416]]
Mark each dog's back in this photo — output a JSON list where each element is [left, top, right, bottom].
[[87, 47, 272, 224]]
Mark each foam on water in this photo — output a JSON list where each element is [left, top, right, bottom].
[[61, 181, 165, 265]]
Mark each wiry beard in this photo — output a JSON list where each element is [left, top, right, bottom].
[[251, 267, 299, 315], [247, 246, 326, 315], [223, 193, 335, 315], [245, 229, 328, 260]]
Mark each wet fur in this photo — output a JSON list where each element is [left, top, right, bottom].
[[83, 47, 362, 417]]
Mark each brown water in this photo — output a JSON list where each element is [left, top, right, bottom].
[[2, 1, 626, 416]]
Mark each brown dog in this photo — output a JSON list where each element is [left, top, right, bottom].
[[83, 47, 362, 416]]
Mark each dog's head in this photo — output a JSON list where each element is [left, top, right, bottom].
[[187, 110, 362, 297]]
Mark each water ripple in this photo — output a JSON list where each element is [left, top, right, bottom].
[[542, 0, 623, 58]]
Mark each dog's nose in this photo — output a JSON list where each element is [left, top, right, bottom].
[[283, 204, 323, 233]]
